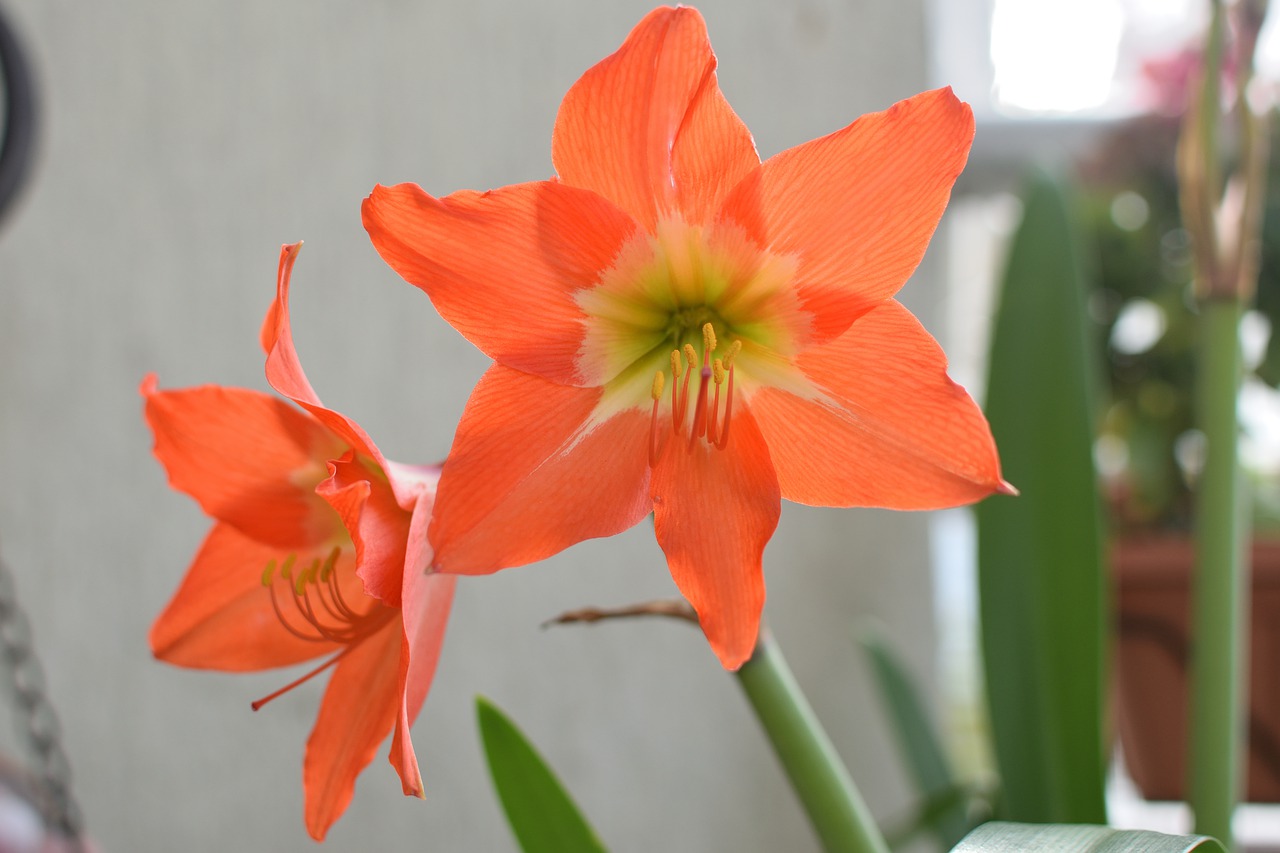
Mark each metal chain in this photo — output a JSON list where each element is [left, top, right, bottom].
[[0, 0, 67, 843], [0, 0, 38, 228], [0, 552, 83, 842]]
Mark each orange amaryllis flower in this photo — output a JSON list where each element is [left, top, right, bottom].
[[144, 244, 454, 840], [362, 6, 1008, 670]]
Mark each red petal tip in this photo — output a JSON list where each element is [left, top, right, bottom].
[[997, 479, 1019, 497]]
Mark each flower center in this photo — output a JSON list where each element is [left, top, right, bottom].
[[576, 218, 805, 403], [648, 322, 740, 464], [250, 547, 396, 711], [665, 305, 726, 350]]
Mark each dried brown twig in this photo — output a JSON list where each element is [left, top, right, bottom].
[[543, 599, 699, 628]]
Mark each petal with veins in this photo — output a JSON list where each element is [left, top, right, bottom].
[[650, 407, 779, 670], [721, 88, 974, 342], [430, 364, 652, 573], [363, 182, 638, 386], [302, 618, 404, 841], [149, 523, 342, 671], [751, 300, 1005, 509], [142, 377, 346, 549], [553, 6, 758, 230]]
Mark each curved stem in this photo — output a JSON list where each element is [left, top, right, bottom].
[[734, 628, 889, 853]]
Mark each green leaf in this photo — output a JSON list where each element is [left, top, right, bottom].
[[476, 696, 608, 853], [977, 172, 1108, 822], [883, 784, 978, 851], [858, 627, 974, 848], [951, 822, 1225, 852]]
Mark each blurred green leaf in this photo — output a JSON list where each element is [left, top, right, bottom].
[[476, 696, 608, 853], [977, 172, 1108, 822], [858, 627, 974, 848], [952, 822, 1224, 852], [883, 783, 979, 851]]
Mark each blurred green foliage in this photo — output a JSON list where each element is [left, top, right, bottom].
[[1077, 112, 1280, 533]]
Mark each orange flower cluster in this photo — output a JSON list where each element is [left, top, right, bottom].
[[144, 6, 1004, 840]]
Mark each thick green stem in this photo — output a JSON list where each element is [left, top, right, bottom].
[[735, 628, 889, 853], [1190, 298, 1249, 848]]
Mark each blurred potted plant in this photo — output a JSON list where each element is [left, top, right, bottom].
[[1073, 17, 1280, 803]]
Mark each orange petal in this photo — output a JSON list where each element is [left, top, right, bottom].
[[552, 6, 758, 230], [430, 364, 651, 573], [363, 182, 638, 385], [650, 407, 780, 670], [316, 452, 414, 608], [141, 376, 346, 548], [751, 300, 1004, 508], [721, 88, 974, 342], [262, 243, 403, 474], [263, 246, 444, 517], [389, 498, 454, 798], [302, 617, 403, 841], [149, 522, 341, 671], [261, 244, 345, 429]]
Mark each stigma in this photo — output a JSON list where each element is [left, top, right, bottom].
[[649, 323, 739, 465], [251, 546, 395, 711]]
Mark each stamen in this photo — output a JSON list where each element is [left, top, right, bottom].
[[654, 334, 739, 460], [676, 345, 697, 432], [715, 359, 736, 450], [255, 547, 400, 709], [683, 343, 698, 372], [319, 546, 340, 582], [324, 563, 359, 621], [309, 573, 354, 627], [267, 582, 321, 642], [649, 370, 664, 467], [668, 349, 684, 429], [294, 558, 320, 596], [262, 548, 394, 644], [708, 358, 725, 438], [723, 340, 742, 369], [293, 588, 364, 645]]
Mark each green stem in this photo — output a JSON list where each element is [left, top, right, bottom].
[[1190, 298, 1249, 848], [735, 628, 889, 853]]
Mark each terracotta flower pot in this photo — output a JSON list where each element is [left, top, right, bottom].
[[1113, 535, 1280, 801]]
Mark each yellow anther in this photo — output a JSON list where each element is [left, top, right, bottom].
[[319, 546, 340, 582], [651, 370, 665, 401], [723, 340, 742, 369], [261, 559, 277, 587], [295, 558, 320, 596], [713, 358, 725, 386], [280, 553, 296, 581], [670, 349, 683, 378], [702, 322, 717, 356], [683, 343, 699, 372]]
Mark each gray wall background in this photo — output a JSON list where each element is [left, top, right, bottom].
[[0, 1, 952, 850]]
